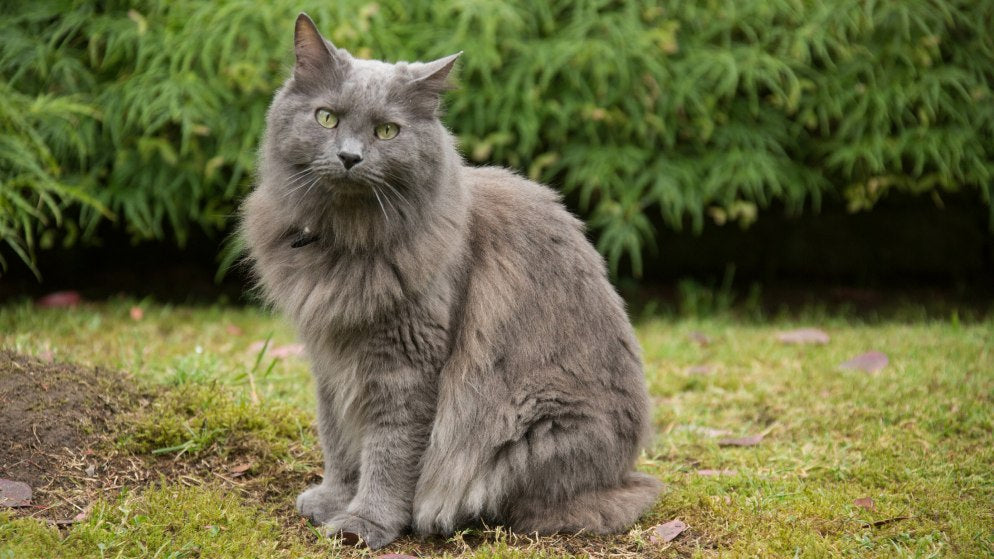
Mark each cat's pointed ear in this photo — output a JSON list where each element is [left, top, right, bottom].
[[410, 52, 462, 95], [293, 13, 347, 83]]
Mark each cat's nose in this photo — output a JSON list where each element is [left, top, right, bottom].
[[338, 151, 362, 170]]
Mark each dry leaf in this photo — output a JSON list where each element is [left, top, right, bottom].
[[649, 519, 688, 544], [677, 424, 730, 438], [36, 291, 82, 308], [229, 463, 253, 475], [854, 497, 875, 510], [840, 351, 888, 373], [718, 433, 765, 447], [375, 555, 418, 559], [270, 344, 305, 358], [0, 479, 32, 508], [686, 364, 714, 375], [129, 306, 144, 321], [776, 328, 830, 345], [688, 331, 712, 346], [73, 505, 92, 522], [696, 469, 737, 476]]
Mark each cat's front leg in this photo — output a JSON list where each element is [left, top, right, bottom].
[[297, 372, 361, 524], [323, 365, 435, 549]]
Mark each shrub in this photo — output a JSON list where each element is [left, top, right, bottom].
[[1, 0, 992, 276]]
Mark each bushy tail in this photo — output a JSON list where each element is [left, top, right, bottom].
[[510, 472, 663, 535]]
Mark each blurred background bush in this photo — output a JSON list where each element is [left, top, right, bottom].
[[1, 0, 992, 281]]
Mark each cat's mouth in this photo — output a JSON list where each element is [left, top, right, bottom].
[[293, 169, 398, 215], [318, 172, 388, 203]]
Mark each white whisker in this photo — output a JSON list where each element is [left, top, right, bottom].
[[282, 169, 316, 198], [290, 176, 322, 214], [371, 186, 390, 223], [379, 180, 413, 210]]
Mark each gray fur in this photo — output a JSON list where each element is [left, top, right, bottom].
[[241, 13, 661, 549]]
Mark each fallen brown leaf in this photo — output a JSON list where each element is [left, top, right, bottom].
[[0, 479, 32, 507], [73, 505, 92, 522], [648, 519, 688, 544], [696, 469, 738, 477], [688, 331, 712, 346], [269, 343, 305, 358], [36, 291, 82, 308], [229, 463, 253, 475], [776, 328, 830, 345], [718, 433, 765, 447], [840, 351, 888, 373], [677, 424, 730, 438], [686, 364, 714, 375], [854, 497, 875, 511]]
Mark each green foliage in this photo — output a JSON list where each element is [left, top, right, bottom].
[[2, 0, 992, 276]]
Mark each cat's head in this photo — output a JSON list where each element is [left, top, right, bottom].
[[261, 13, 461, 226]]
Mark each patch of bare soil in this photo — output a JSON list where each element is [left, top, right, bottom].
[[0, 351, 151, 520], [0, 351, 138, 495], [0, 349, 324, 537]]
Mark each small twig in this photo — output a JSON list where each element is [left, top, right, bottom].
[[53, 493, 84, 513], [211, 470, 244, 485]]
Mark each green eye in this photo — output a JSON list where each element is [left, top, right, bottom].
[[374, 122, 400, 140], [315, 109, 338, 129]]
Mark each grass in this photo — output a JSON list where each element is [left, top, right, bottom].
[[1, 297, 992, 558]]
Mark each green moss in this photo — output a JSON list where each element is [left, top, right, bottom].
[[1, 485, 332, 559], [117, 381, 312, 460]]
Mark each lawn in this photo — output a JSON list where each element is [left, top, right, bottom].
[[1, 298, 991, 558]]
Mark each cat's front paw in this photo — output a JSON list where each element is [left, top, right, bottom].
[[322, 512, 401, 550], [296, 484, 349, 525]]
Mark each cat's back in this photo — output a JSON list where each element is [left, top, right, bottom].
[[462, 165, 600, 273], [458, 165, 637, 368]]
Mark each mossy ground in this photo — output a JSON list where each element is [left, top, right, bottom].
[[1, 299, 991, 558]]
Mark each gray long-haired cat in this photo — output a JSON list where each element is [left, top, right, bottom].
[[241, 13, 661, 549]]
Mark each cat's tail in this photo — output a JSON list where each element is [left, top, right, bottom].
[[509, 471, 663, 535]]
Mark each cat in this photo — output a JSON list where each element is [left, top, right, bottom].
[[241, 13, 661, 550]]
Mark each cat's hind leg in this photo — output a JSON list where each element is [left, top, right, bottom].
[[506, 471, 662, 535]]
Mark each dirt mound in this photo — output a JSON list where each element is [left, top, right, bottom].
[[0, 351, 315, 529], [0, 351, 143, 499]]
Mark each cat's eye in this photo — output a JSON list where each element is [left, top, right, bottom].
[[374, 122, 400, 140], [315, 109, 338, 129]]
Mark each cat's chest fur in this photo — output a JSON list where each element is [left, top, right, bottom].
[[276, 229, 458, 362], [280, 239, 409, 329]]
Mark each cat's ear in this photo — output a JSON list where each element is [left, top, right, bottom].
[[293, 13, 348, 83], [405, 52, 461, 116], [410, 52, 462, 95]]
